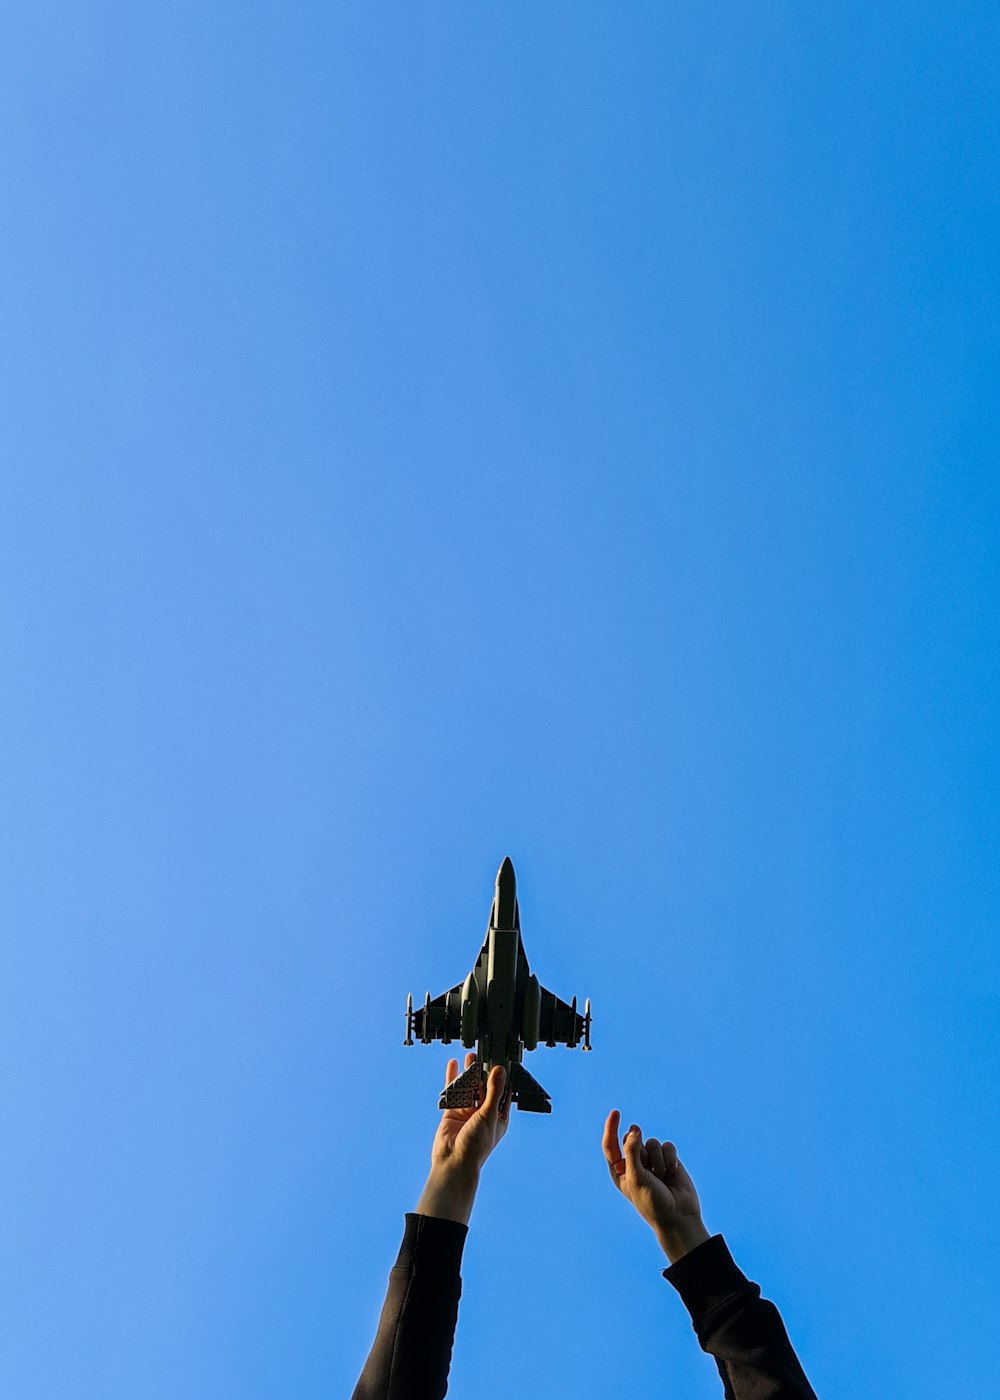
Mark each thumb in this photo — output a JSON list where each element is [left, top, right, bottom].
[[481, 1064, 506, 1121]]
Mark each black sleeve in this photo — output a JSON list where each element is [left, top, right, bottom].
[[662, 1234, 818, 1400], [351, 1213, 468, 1400]]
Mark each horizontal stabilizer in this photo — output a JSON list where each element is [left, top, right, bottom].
[[438, 1061, 482, 1110], [509, 1061, 552, 1114]]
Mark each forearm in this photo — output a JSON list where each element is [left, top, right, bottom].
[[663, 1235, 818, 1400], [351, 1213, 468, 1400], [655, 1217, 711, 1264], [415, 1165, 480, 1225]]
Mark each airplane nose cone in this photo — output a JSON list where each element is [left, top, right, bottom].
[[494, 856, 517, 926]]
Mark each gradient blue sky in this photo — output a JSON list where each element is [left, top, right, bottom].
[[1, 4, 998, 1397]]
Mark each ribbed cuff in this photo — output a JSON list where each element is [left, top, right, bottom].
[[397, 1212, 469, 1276], [662, 1234, 757, 1322]]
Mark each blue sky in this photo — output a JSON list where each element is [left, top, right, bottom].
[[1, 3, 997, 1397]]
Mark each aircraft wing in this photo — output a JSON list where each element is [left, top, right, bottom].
[[538, 984, 587, 1047], [410, 981, 465, 1042]]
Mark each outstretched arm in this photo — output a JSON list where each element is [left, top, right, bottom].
[[352, 1058, 508, 1400], [416, 1054, 510, 1223], [603, 1111, 818, 1400]]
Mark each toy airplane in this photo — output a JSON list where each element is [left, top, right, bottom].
[[404, 856, 591, 1114]]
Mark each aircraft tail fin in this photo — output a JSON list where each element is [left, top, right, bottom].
[[437, 1060, 552, 1114], [438, 1061, 482, 1110]]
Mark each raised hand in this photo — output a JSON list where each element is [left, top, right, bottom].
[[602, 1108, 710, 1263], [416, 1054, 510, 1224], [429, 1053, 510, 1177]]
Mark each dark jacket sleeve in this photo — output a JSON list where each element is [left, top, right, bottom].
[[351, 1213, 468, 1400], [662, 1234, 817, 1400]]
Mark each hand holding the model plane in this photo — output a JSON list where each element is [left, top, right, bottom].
[[431, 1052, 510, 1173], [416, 1054, 509, 1225], [603, 1109, 710, 1263]]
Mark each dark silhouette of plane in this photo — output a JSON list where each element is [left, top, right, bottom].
[[404, 857, 591, 1114]]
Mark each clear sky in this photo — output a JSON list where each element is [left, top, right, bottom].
[[1, 3, 997, 1397]]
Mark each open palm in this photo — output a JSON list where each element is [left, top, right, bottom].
[[603, 1108, 704, 1238], [429, 1052, 510, 1177]]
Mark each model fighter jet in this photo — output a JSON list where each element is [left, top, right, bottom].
[[404, 856, 591, 1114]]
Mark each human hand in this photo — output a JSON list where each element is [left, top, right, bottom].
[[602, 1109, 710, 1263], [416, 1054, 510, 1224]]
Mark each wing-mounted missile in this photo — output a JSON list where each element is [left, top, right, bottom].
[[540, 985, 593, 1050], [404, 981, 466, 1046], [565, 991, 579, 1047], [522, 972, 541, 1051], [421, 990, 432, 1043], [460, 971, 479, 1048]]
